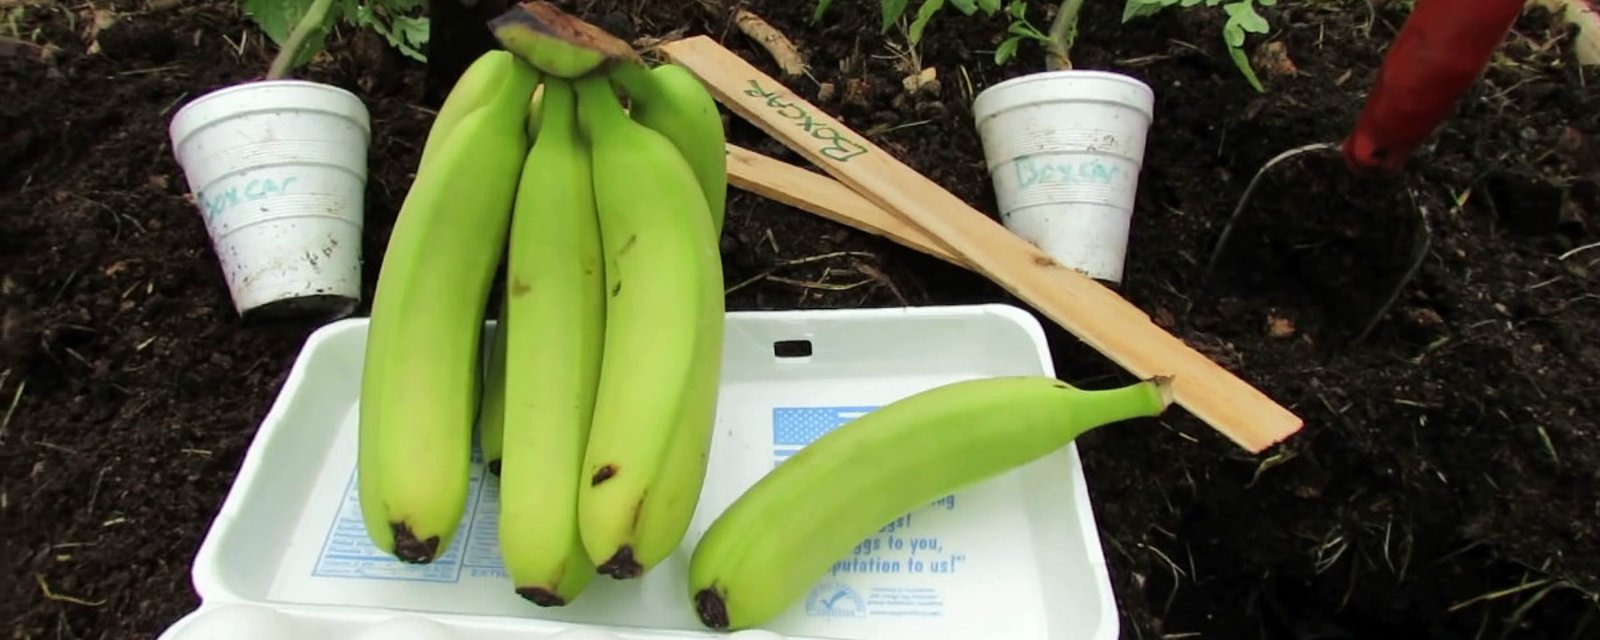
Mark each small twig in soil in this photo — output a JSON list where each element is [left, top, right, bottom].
[[34, 574, 105, 607], [34, 439, 80, 455], [0, 376, 22, 442], [117, 63, 181, 76], [1505, 580, 1571, 636], [724, 251, 877, 295], [1140, 541, 1184, 618], [1202, 141, 1340, 284], [956, 65, 974, 104], [732, 8, 805, 77], [0, 34, 59, 63], [1245, 448, 1298, 487], [221, 30, 248, 59], [1114, 53, 1178, 67], [1536, 425, 1560, 468], [1156, 420, 1199, 443], [1557, 240, 1600, 261], [1526, 276, 1563, 291], [767, 273, 872, 292], [851, 260, 908, 306], [864, 119, 934, 137], [87, 466, 109, 516], [1448, 577, 1554, 613]]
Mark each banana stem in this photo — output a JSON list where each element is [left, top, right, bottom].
[[608, 60, 655, 102], [1044, 0, 1083, 71], [1068, 377, 1174, 433], [573, 72, 628, 133], [266, 0, 338, 80]]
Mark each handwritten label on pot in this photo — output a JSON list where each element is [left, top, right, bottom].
[[200, 175, 299, 220]]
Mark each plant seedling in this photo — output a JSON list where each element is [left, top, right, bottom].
[[243, 0, 429, 79]]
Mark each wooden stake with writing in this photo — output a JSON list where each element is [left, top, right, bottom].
[[666, 36, 1302, 453]]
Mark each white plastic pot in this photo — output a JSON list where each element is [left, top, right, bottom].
[[972, 70, 1156, 284], [168, 79, 371, 320]]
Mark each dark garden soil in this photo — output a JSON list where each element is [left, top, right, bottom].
[[3, 0, 1598, 638]]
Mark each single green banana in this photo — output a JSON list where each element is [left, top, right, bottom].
[[357, 51, 540, 565], [477, 298, 508, 475], [417, 49, 519, 174], [488, 0, 640, 79], [611, 62, 729, 235], [496, 76, 607, 607], [572, 71, 725, 580], [687, 375, 1175, 629]]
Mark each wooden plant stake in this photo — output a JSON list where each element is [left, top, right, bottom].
[[724, 144, 967, 269], [663, 36, 1302, 453]]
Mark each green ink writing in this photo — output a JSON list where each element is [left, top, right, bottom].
[[1013, 156, 1125, 189], [201, 176, 298, 220], [744, 79, 868, 162]]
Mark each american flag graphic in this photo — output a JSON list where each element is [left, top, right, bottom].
[[772, 406, 878, 465]]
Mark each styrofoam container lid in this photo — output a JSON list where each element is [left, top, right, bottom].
[[973, 70, 1155, 126], [169, 80, 371, 155], [158, 304, 1122, 640]]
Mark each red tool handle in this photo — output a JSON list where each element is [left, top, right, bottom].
[[1339, 0, 1527, 175]]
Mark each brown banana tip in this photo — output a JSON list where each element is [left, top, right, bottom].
[[695, 587, 730, 629], [596, 545, 642, 579], [516, 586, 567, 607], [487, 459, 502, 477], [591, 464, 616, 486], [1147, 375, 1176, 409], [390, 523, 440, 564], [490, 1, 638, 63]]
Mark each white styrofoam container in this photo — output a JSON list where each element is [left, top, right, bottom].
[[972, 71, 1156, 284], [158, 304, 1120, 640], [167, 80, 371, 319]]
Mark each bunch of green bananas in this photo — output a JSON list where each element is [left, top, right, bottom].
[[356, 21, 728, 609], [357, 0, 1178, 627]]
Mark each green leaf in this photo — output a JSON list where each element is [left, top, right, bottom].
[[812, 0, 834, 23], [1122, 0, 1175, 22], [243, 0, 338, 69], [1007, 20, 1047, 42], [909, 0, 944, 44], [881, 0, 911, 32], [243, 0, 315, 45], [367, 13, 428, 62], [976, 0, 1001, 13], [1007, 0, 1027, 20], [994, 36, 1020, 65], [1224, 1, 1270, 35], [348, 0, 428, 61], [1226, 38, 1265, 92], [948, 0, 978, 14]]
